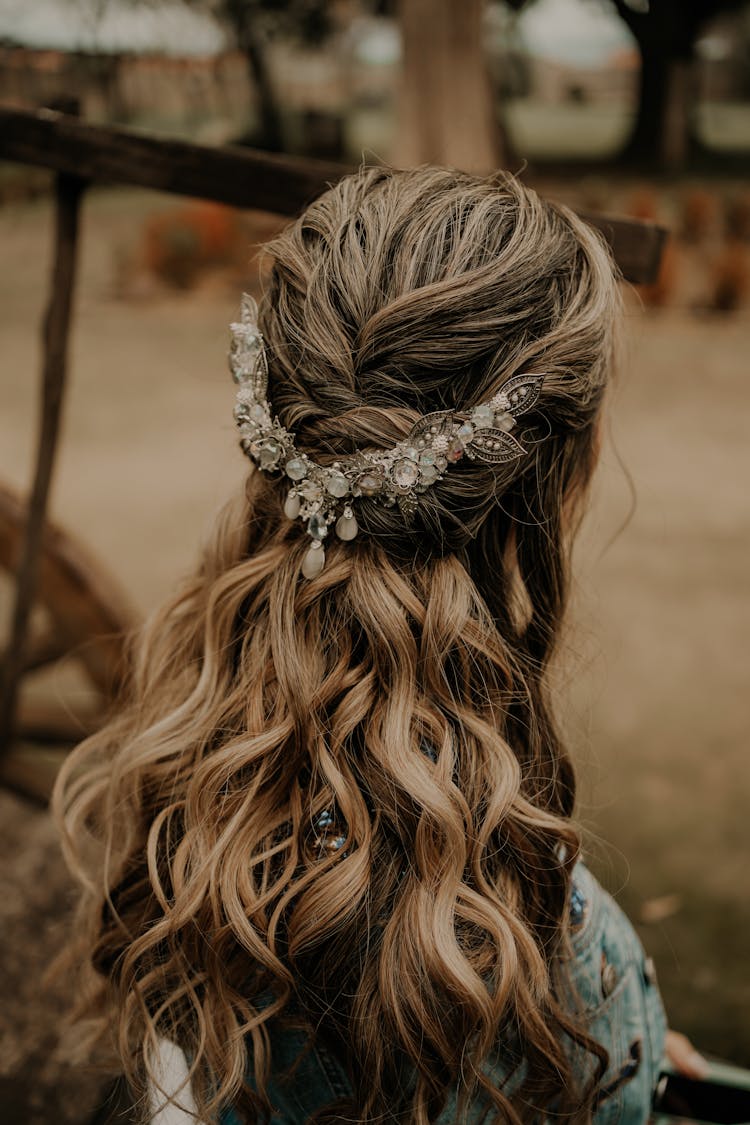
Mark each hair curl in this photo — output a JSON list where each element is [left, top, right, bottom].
[[54, 166, 621, 1124]]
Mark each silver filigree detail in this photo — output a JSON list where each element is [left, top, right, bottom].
[[396, 491, 418, 523], [468, 429, 526, 464], [406, 409, 455, 446], [229, 296, 546, 578], [499, 373, 545, 416]]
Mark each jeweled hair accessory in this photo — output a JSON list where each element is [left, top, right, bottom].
[[230, 294, 545, 579]]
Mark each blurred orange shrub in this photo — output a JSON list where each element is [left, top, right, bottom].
[[710, 241, 749, 313], [143, 201, 244, 289], [627, 189, 677, 309], [680, 189, 717, 244], [726, 193, 750, 242]]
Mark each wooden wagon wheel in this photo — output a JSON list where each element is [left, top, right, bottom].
[[0, 482, 137, 801]]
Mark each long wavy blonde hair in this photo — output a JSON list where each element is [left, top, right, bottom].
[[54, 167, 621, 1124]]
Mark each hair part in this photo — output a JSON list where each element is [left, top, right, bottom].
[[55, 165, 621, 1123]]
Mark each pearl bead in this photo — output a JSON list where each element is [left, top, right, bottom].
[[284, 491, 301, 519], [335, 511, 359, 540]]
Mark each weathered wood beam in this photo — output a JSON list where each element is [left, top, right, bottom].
[[0, 106, 667, 284], [20, 629, 71, 674], [0, 170, 86, 757], [579, 209, 667, 289], [0, 744, 71, 806], [14, 700, 102, 744], [0, 105, 342, 217], [0, 629, 72, 676]]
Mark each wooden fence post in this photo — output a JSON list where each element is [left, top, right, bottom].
[[0, 170, 87, 757]]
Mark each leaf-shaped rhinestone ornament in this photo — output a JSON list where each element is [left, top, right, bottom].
[[229, 295, 546, 579], [495, 373, 544, 416], [229, 294, 269, 397], [407, 409, 455, 445], [468, 429, 526, 464]]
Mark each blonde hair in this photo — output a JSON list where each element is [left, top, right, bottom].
[[54, 167, 621, 1123]]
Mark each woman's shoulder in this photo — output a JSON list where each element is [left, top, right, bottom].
[[160, 864, 669, 1125], [566, 859, 660, 1003], [569, 860, 645, 959], [564, 859, 668, 1123]]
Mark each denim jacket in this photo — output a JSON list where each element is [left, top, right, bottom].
[[209, 862, 665, 1124]]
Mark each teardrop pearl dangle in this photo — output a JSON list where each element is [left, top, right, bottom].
[[301, 539, 325, 579], [284, 489, 301, 519], [335, 505, 358, 541]]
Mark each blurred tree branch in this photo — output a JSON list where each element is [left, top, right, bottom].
[[205, 0, 337, 151], [98, 0, 338, 151]]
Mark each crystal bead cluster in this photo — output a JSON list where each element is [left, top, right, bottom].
[[312, 808, 348, 856], [310, 741, 437, 868], [230, 294, 546, 580]]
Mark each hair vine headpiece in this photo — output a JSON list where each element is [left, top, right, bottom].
[[230, 294, 545, 579]]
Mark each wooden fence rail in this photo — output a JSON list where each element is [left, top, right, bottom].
[[0, 106, 667, 283]]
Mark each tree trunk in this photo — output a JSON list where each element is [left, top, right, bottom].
[[662, 58, 692, 169], [395, 0, 503, 173], [624, 45, 693, 169], [624, 39, 669, 164], [224, 1, 284, 152], [242, 31, 284, 152], [613, 0, 702, 170]]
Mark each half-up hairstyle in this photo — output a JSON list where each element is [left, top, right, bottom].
[[55, 166, 621, 1124]]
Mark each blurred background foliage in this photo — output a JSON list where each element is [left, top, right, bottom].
[[0, 0, 749, 169]]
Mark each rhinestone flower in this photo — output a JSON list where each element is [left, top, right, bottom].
[[393, 459, 420, 489]]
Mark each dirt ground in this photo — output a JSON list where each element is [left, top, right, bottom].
[[0, 185, 748, 1123]]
